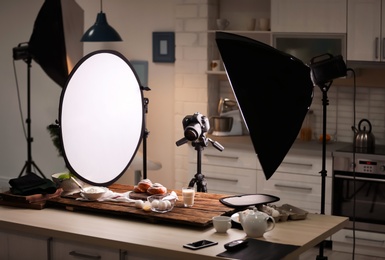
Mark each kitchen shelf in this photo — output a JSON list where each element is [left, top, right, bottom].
[[208, 30, 271, 34]]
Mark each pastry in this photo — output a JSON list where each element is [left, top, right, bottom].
[[147, 183, 167, 195], [137, 178, 152, 192], [133, 185, 145, 193]]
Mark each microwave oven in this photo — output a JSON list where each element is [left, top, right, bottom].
[[273, 33, 346, 66]]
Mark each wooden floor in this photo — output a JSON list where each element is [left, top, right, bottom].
[[299, 246, 385, 260]]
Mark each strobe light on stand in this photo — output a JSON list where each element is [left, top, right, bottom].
[[309, 53, 347, 260], [215, 32, 347, 260], [12, 0, 83, 178], [176, 112, 224, 192], [13, 43, 45, 178]]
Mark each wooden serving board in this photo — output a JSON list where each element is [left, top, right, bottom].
[[47, 184, 237, 228], [0, 188, 63, 210]]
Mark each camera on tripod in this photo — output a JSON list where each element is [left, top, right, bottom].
[[175, 112, 224, 192], [182, 112, 210, 142]]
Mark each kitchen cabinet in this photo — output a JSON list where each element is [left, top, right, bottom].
[[188, 146, 257, 194], [0, 230, 7, 259], [257, 152, 332, 214], [207, 0, 272, 118], [52, 239, 120, 260], [1, 230, 50, 260], [347, 0, 385, 62], [216, 0, 270, 31], [271, 0, 347, 33], [333, 229, 385, 258]]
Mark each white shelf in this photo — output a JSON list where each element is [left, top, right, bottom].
[[208, 30, 271, 34]]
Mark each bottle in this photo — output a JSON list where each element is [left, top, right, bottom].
[[300, 110, 314, 141]]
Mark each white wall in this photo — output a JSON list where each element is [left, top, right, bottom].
[[0, 0, 176, 188]]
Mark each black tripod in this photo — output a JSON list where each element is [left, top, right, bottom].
[[177, 134, 224, 192], [176, 113, 224, 192], [18, 56, 45, 178], [189, 136, 224, 192]]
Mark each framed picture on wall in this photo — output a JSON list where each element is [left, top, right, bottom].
[[152, 32, 175, 63], [131, 60, 148, 87]]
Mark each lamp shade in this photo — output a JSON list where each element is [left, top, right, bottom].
[[28, 0, 84, 87], [81, 12, 122, 42], [215, 32, 313, 180]]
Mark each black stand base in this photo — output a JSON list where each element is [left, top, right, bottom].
[[19, 160, 45, 179]]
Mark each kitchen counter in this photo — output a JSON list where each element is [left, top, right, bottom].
[[208, 135, 349, 157], [0, 203, 348, 259]]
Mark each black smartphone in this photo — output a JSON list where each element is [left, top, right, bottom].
[[183, 239, 218, 250]]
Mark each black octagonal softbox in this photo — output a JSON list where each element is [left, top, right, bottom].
[[28, 0, 84, 87], [215, 32, 314, 180]]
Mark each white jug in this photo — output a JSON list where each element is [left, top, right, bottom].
[[239, 207, 275, 238]]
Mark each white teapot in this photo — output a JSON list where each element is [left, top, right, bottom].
[[239, 207, 275, 238]]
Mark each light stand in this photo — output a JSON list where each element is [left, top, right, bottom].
[[140, 87, 151, 180], [315, 81, 332, 260], [176, 112, 224, 192], [13, 44, 45, 178], [309, 54, 347, 260]]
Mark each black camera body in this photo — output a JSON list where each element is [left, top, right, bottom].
[[182, 112, 210, 141]]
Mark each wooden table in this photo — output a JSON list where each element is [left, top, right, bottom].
[[45, 183, 237, 228], [0, 191, 348, 259]]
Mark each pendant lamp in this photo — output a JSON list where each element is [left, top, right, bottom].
[[81, 0, 122, 42]]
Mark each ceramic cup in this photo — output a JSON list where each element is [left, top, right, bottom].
[[212, 216, 232, 233], [182, 187, 195, 207], [259, 18, 270, 31], [210, 60, 221, 71], [216, 19, 230, 30], [248, 18, 256, 31]]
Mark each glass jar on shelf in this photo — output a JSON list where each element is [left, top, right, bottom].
[[300, 109, 314, 141]]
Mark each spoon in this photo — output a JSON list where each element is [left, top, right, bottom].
[[70, 176, 86, 193]]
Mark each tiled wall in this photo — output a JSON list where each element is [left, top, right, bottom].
[[174, 0, 217, 188], [312, 84, 385, 144], [219, 80, 385, 145]]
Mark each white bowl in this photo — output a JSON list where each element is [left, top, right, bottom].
[[52, 172, 83, 195], [81, 186, 107, 201]]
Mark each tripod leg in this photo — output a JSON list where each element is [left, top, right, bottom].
[[32, 161, 46, 179], [188, 178, 196, 188], [18, 162, 28, 177]]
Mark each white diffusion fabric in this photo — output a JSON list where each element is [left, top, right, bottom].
[[60, 51, 143, 185]]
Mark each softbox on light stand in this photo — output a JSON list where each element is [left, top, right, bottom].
[[28, 0, 84, 88], [215, 32, 314, 180], [13, 0, 83, 178], [216, 31, 347, 260]]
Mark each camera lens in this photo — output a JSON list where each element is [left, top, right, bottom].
[[184, 124, 202, 141]]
